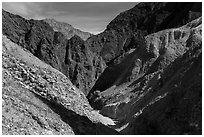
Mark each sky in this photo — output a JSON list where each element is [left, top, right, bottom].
[[2, 2, 137, 34]]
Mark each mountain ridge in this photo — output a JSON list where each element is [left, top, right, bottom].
[[2, 2, 202, 135], [86, 2, 202, 63], [2, 9, 106, 95], [43, 18, 92, 40]]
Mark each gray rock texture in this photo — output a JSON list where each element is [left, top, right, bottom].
[[2, 35, 118, 135]]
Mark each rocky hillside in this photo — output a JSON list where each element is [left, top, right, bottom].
[[2, 35, 118, 135], [2, 9, 106, 95], [2, 2, 202, 135], [86, 2, 202, 63], [88, 15, 202, 109], [43, 19, 92, 40], [88, 17, 202, 134]]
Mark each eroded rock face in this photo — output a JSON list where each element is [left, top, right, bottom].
[[88, 17, 202, 110], [2, 9, 106, 95], [86, 2, 201, 63], [2, 35, 119, 135], [122, 28, 202, 135], [43, 19, 92, 41], [88, 17, 202, 134], [62, 35, 106, 94]]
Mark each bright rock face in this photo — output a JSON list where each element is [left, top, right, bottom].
[[2, 35, 118, 135]]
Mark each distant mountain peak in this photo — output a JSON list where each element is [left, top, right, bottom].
[[43, 18, 92, 40], [43, 18, 73, 27]]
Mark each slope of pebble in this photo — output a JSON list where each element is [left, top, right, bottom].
[[2, 35, 118, 135]]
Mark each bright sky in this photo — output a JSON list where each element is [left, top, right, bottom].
[[2, 2, 137, 34]]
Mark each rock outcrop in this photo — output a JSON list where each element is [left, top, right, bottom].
[[43, 19, 92, 41], [62, 35, 106, 94], [86, 2, 202, 63], [88, 17, 202, 134], [2, 9, 106, 94], [2, 35, 118, 135]]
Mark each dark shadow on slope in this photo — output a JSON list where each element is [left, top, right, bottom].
[[120, 46, 202, 135], [32, 92, 119, 135]]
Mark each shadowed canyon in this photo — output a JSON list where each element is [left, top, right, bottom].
[[2, 2, 202, 135]]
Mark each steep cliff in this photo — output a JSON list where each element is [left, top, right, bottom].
[[2, 9, 106, 94], [62, 35, 106, 94]]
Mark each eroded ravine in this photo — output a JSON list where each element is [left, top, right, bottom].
[[92, 17, 202, 134]]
